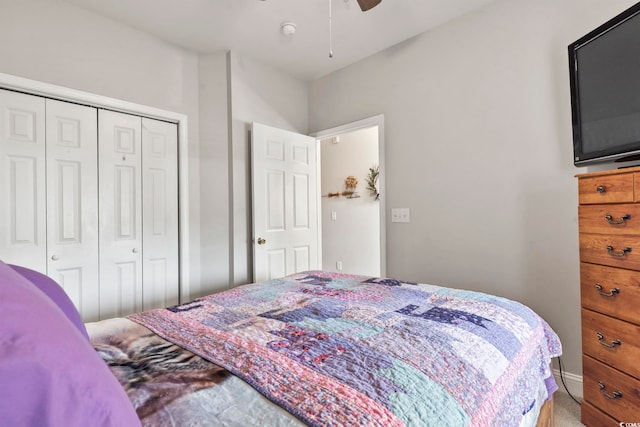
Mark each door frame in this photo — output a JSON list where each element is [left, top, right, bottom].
[[0, 72, 192, 302], [311, 114, 386, 276]]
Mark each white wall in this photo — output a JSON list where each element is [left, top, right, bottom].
[[309, 0, 638, 378], [0, 0, 198, 115], [228, 52, 309, 285], [321, 127, 380, 276], [0, 0, 207, 293], [197, 52, 232, 296]]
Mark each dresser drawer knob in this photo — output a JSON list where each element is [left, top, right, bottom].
[[597, 186, 606, 193], [607, 245, 632, 257], [597, 332, 621, 348], [598, 381, 623, 399], [595, 284, 620, 297], [605, 213, 632, 225]]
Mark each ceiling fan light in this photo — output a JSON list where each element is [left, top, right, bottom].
[[356, 0, 382, 12]]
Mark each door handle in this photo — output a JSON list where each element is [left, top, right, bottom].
[[257, 237, 266, 245]]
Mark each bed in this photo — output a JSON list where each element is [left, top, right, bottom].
[[1, 263, 561, 427]]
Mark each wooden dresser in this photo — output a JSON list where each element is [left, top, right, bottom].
[[577, 167, 640, 426]]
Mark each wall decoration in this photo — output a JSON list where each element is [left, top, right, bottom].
[[322, 176, 365, 199], [366, 165, 380, 200], [342, 175, 359, 198]]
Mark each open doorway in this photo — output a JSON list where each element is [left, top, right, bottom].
[[312, 115, 386, 277]]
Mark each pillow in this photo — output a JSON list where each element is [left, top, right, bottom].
[[9, 264, 89, 340], [0, 260, 141, 427]]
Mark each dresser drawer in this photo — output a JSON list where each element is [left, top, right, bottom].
[[581, 401, 619, 427], [583, 355, 640, 420], [580, 263, 640, 325], [578, 173, 634, 204], [579, 204, 640, 235], [582, 309, 640, 379], [579, 233, 640, 269]]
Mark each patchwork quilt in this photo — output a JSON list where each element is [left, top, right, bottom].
[[129, 271, 562, 427], [89, 318, 304, 426]]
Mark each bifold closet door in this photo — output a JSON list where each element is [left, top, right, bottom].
[[99, 110, 143, 319], [98, 111, 179, 318], [0, 89, 46, 272], [45, 99, 100, 322], [1, 89, 179, 321], [142, 118, 179, 310]]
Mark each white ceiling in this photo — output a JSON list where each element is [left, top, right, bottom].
[[61, 0, 498, 81]]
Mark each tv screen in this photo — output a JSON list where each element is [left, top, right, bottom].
[[569, 3, 640, 166]]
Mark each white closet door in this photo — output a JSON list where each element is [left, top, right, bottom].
[[0, 89, 46, 272], [99, 110, 143, 319], [142, 118, 179, 310], [46, 99, 100, 321]]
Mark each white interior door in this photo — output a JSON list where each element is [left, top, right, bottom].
[[142, 117, 179, 310], [252, 122, 319, 282], [99, 109, 143, 319], [46, 99, 100, 321], [0, 89, 46, 272]]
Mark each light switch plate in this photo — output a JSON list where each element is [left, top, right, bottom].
[[391, 208, 410, 223]]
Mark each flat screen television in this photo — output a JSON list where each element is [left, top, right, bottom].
[[569, 2, 640, 166]]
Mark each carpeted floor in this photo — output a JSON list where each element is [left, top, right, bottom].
[[553, 391, 584, 426]]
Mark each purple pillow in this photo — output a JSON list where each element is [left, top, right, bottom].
[[9, 264, 89, 341], [0, 260, 141, 427]]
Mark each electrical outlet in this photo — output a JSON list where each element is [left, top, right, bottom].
[[336, 261, 343, 271], [331, 211, 337, 221], [391, 208, 410, 223]]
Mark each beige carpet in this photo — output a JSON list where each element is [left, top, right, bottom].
[[553, 391, 584, 426]]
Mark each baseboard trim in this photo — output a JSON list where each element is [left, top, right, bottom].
[[553, 368, 583, 400]]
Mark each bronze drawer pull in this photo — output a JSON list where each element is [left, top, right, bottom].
[[595, 284, 620, 297], [598, 381, 623, 399], [597, 332, 621, 348], [605, 213, 632, 225], [607, 245, 632, 257], [597, 186, 606, 193]]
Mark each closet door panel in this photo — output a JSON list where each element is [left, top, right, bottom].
[[142, 118, 179, 310], [0, 89, 46, 272], [46, 99, 99, 321], [99, 110, 142, 319]]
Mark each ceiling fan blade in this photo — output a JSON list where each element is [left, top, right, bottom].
[[356, 0, 382, 12]]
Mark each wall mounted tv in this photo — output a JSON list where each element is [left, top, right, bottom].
[[569, 2, 640, 166]]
